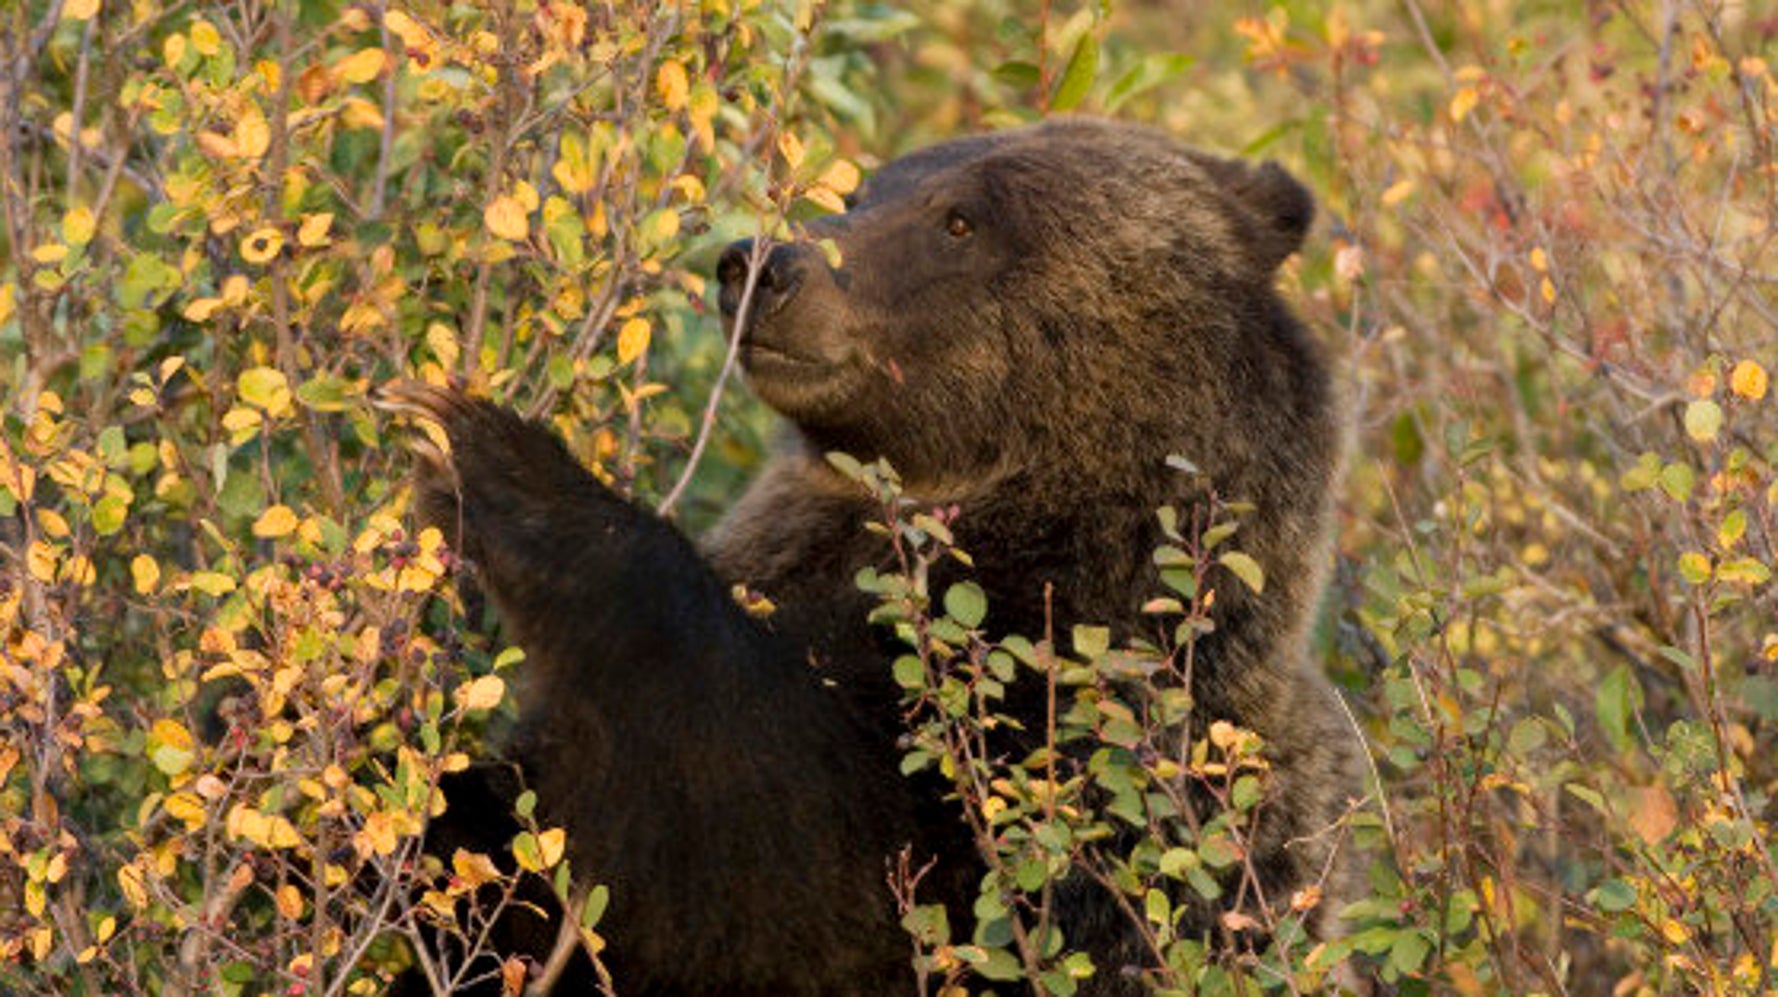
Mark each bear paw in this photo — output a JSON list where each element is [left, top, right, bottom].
[[375, 381, 597, 566]]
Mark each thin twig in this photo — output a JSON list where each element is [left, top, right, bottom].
[[655, 236, 768, 517]]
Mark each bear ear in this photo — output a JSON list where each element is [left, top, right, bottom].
[[1200, 157, 1315, 271]]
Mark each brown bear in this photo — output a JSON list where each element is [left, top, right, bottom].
[[388, 117, 1358, 996]]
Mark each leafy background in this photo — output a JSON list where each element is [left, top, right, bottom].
[[2, 0, 1775, 994]]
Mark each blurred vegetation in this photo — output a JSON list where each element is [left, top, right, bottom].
[[2, 0, 1776, 994]]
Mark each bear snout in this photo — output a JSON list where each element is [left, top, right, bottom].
[[717, 239, 811, 320]]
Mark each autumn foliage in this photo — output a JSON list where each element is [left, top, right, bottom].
[[2, 0, 1777, 995]]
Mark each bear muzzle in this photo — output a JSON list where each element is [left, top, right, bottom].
[[718, 239, 811, 322]]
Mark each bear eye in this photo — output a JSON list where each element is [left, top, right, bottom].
[[945, 211, 973, 239]]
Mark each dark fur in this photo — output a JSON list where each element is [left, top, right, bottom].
[[401, 118, 1358, 995]]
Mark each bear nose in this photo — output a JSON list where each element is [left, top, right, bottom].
[[717, 239, 806, 318]]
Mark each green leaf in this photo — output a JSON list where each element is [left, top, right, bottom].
[[1217, 551, 1266, 593], [825, 451, 864, 481], [991, 60, 1041, 88], [1231, 774, 1262, 811], [1595, 663, 1642, 753], [1683, 399, 1723, 442], [1050, 33, 1098, 112], [295, 374, 354, 413], [1507, 716, 1546, 754], [543, 196, 585, 266], [581, 885, 610, 928], [1071, 624, 1110, 660], [1717, 508, 1747, 548], [1716, 557, 1771, 586], [1200, 522, 1239, 550], [1658, 462, 1694, 502], [976, 946, 1024, 982], [1198, 834, 1239, 869], [1159, 847, 1198, 878], [1388, 930, 1431, 974], [892, 655, 925, 690], [1105, 53, 1193, 112], [1619, 451, 1660, 491], [512, 832, 543, 872], [943, 582, 987, 628], [1742, 676, 1778, 722], [1143, 887, 1170, 927], [1593, 878, 1636, 912], [91, 494, 128, 536]]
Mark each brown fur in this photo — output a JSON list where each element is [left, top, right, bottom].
[[398, 117, 1359, 996]]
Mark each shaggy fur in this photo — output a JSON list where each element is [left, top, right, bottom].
[[396, 118, 1358, 996]]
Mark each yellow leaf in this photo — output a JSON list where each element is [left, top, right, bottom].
[[616, 317, 651, 365], [276, 884, 304, 919], [1380, 179, 1415, 206], [31, 243, 68, 265], [36, 508, 70, 538], [118, 864, 147, 908], [657, 60, 689, 110], [62, 206, 96, 247], [1628, 784, 1677, 845], [806, 186, 845, 214], [453, 849, 502, 888], [426, 322, 460, 369], [1539, 277, 1555, 305], [241, 227, 284, 264], [484, 195, 529, 241], [254, 504, 298, 538], [189, 20, 221, 56], [222, 406, 263, 442], [196, 130, 236, 159], [818, 159, 861, 196], [647, 208, 680, 244], [537, 827, 566, 868], [131, 554, 160, 594], [188, 570, 237, 596], [148, 719, 196, 777], [62, 0, 100, 20], [1208, 720, 1239, 750], [232, 108, 270, 160], [297, 212, 333, 247], [688, 84, 719, 150], [165, 791, 207, 832], [777, 131, 805, 169], [238, 366, 292, 416], [183, 297, 223, 322], [386, 10, 431, 51], [455, 674, 506, 712], [1529, 247, 1548, 272], [335, 47, 386, 85], [553, 132, 596, 194], [340, 96, 384, 130], [28, 541, 59, 582], [1449, 86, 1479, 123], [357, 810, 399, 857], [1730, 359, 1769, 401]]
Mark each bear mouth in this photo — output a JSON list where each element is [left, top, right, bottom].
[[740, 338, 825, 370]]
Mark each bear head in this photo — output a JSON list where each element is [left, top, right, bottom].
[[716, 118, 1318, 497]]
